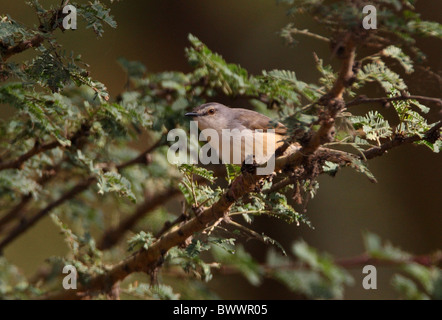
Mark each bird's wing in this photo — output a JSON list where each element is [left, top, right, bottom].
[[236, 108, 287, 136]]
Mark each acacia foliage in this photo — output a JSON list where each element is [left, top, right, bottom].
[[0, 0, 441, 300]]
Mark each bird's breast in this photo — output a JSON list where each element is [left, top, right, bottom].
[[200, 129, 285, 164]]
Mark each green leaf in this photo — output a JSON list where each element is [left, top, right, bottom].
[[382, 45, 414, 73], [117, 57, 146, 79], [268, 241, 353, 299], [349, 159, 377, 183], [415, 139, 441, 153], [262, 69, 322, 102], [179, 164, 216, 183], [50, 214, 80, 255], [127, 231, 155, 252], [390, 90, 432, 138], [96, 171, 136, 203], [363, 232, 410, 261], [26, 49, 71, 92], [125, 283, 180, 300], [391, 274, 430, 300], [186, 34, 253, 96], [211, 244, 263, 286], [178, 182, 193, 204], [261, 233, 287, 256], [314, 54, 336, 90], [78, 1, 117, 37], [323, 161, 339, 176], [186, 239, 211, 258], [358, 61, 407, 92], [225, 163, 241, 183], [209, 237, 236, 254], [350, 111, 392, 141], [407, 20, 442, 39], [265, 192, 305, 224], [166, 241, 215, 282]]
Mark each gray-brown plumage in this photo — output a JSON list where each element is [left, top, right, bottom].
[[185, 103, 297, 164]]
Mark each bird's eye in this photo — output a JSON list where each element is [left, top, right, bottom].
[[208, 108, 215, 115]]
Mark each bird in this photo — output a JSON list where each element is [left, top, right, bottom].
[[185, 102, 296, 166]]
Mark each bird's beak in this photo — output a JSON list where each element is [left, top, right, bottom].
[[185, 112, 199, 117]]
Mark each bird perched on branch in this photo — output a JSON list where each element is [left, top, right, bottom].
[[185, 102, 298, 168]]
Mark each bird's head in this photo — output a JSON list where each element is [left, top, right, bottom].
[[185, 102, 231, 131]]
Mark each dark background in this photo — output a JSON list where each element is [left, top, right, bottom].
[[1, 0, 441, 299]]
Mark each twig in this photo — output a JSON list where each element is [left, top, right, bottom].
[[97, 187, 181, 250], [98, 166, 223, 251], [0, 140, 161, 251], [362, 121, 442, 160], [0, 177, 95, 252], [283, 26, 330, 43], [0, 164, 59, 233], [154, 211, 188, 239], [329, 34, 356, 100], [0, 1, 73, 63], [45, 143, 361, 299], [263, 174, 296, 195], [275, 36, 357, 169], [0, 140, 60, 171], [225, 251, 442, 274], [0, 34, 45, 62], [48, 29, 440, 300], [0, 122, 91, 172], [0, 124, 92, 233], [116, 139, 164, 170], [335, 252, 442, 269], [44, 33, 362, 300], [228, 220, 275, 249], [0, 123, 93, 231], [346, 95, 442, 108]]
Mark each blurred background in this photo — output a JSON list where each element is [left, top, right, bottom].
[[1, 0, 441, 299]]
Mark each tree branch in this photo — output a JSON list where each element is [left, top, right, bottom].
[[44, 32, 362, 300], [0, 140, 60, 171], [0, 164, 59, 233], [98, 165, 225, 251], [346, 94, 442, 108], [0, 3, 69, 63], [0, 140, 161, 252], [276, 36, 357, 168], [0, 177, 95, 252], [97, 187, 181, 250], [0, 122, 93, 233], [47, 30, 441, 300], [0, 34, 45, 62], [0, 122, 91, 171], [115, 139, 164, 170], [362, 121, 442, 160]]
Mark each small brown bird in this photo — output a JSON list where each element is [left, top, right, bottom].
[[185, 102, 296, 165]]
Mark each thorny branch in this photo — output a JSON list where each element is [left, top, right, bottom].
[[346, 94, 442, 108], [0, 122, 91, 171], [42, 32, 441, 300], [0, 140, 161, 252], [362, 121, 442, 160], [97, 187, 181, 250], [0, 122, 92, 235], [45, 33, 366, 300], [0, 163, 59, 233], [0, 34, 45, 62], [0, 2, 69, 63], [0, 177, 95, 251]]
